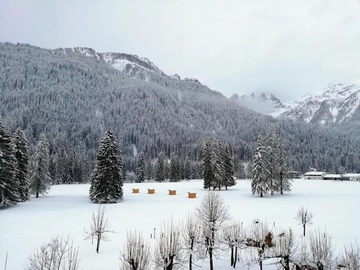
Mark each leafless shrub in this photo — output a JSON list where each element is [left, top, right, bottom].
[[25, 235, 80, 270], [338, 240, 360, 269], [120, 230, 151, 270], [153, 217, 183, 270], [306, 229, 334, 269]]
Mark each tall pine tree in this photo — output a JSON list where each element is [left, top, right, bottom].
[[265, 126, 278, 195], [252, 135, 270, 197], [135, 154, 145, 183], [155, 152, 165, 182], [29, 134, 52, 198], [276, 137, 292, 194], [89, 130, 123, 203], [13, 128, 30, 201], [170, 152, 181, 182], [0, 120, 20, 206], [222, 144, 236, 190], [203, 141, 214, 190]]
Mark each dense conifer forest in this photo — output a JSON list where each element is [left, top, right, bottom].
[[1, 42, 360, 181]]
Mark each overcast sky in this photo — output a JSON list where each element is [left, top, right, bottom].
[[1, 0, 360, 102]]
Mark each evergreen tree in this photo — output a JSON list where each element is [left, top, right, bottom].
[[29, 134, 52, 198], [155, 152, 165, 182], [202, 141, 213, 190], [265, 126, 278, 195], [277, 138, 292, 194], [135, 154, 145, 183], [251, 136, 270, 197], [0, 120, 20, 206], [212, 140, 224, 190], [169, 152, 181, 182], [13, 128, 30, 201], [222, 145, 236, 190], [89, 130, 123, 203]]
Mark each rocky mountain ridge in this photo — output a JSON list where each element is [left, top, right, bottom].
[[237, 84, 360, 126]]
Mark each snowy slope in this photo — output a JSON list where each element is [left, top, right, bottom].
[[56, 47, 206, 86], [234, 84, 360, 125], [279, 84, 360, 125], [1, 179, 359, 270]]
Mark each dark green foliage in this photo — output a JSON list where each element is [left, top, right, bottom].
[[29, 134, 51, 198], [155, 152, 165, 182], [252, 136, 270, 197], [89, 130, 123, 203], [170, 152, 181, 182], [277, 137, 292, 194], [0, 120, 20, 206], [135, 154, 145, 183], [265, 126, 278, 195], [202, 142, 213, 189], [13, 128, 30, 201]]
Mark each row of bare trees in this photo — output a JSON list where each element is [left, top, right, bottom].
[[119, 192, 359, 270], [25, 194, 359, 270]]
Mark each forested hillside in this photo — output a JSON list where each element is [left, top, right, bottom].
[[1, 42, 359, 177]]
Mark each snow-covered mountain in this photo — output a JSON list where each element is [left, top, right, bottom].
[[235, 84, 360, 126], [55, 47, 205, 86], [278, 84, 360, 125], [231, 92, 286, 115]]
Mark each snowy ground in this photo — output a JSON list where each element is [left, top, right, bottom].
[[1, 179, 359, 270]]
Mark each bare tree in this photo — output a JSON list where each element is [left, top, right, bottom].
[[196, 191, 230, 270], [245, 219, 271, 270], [120, 230, 151, 270], [295, 206, 314, 237], [84, 205, 113, 253], [222, 220, 244, 268], [338, 241, 360, 269], [153, 218, 183, 270], [25, 235, 80, 270], [181, 213, 202, 270], [272, 228, 298, 270], [307, 229, 334, 270]]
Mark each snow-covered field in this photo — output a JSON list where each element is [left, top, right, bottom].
[[1, 179, 359, 269]]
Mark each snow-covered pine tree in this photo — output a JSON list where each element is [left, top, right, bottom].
[[135, 154, 145, 183], [212, 140, 224, 190], [0, 120, 20, 206], [222, 144, 236, 190], [202, 141, 213, 190], [264, 126, 279, 195], [170, 152, 181, 182], [29, 134, 52, 198], [13, 128, 30, 201], [155, 152, 165, 182], [252, 135, 270, 197], [89, 130, 123, 203], [277, 137, 292, 194]]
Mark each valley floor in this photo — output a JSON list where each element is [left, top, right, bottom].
[[1, 179, 359, 269]]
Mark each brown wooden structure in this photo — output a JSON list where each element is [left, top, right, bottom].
[[148, 189, 155, 194], [132, 188, 139, 193], [188, 192, 196, 198], [168, 190, 176, 195]]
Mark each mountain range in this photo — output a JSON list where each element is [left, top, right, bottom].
[[236, 84, 360, 127], [1, 42, 359, 174]]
